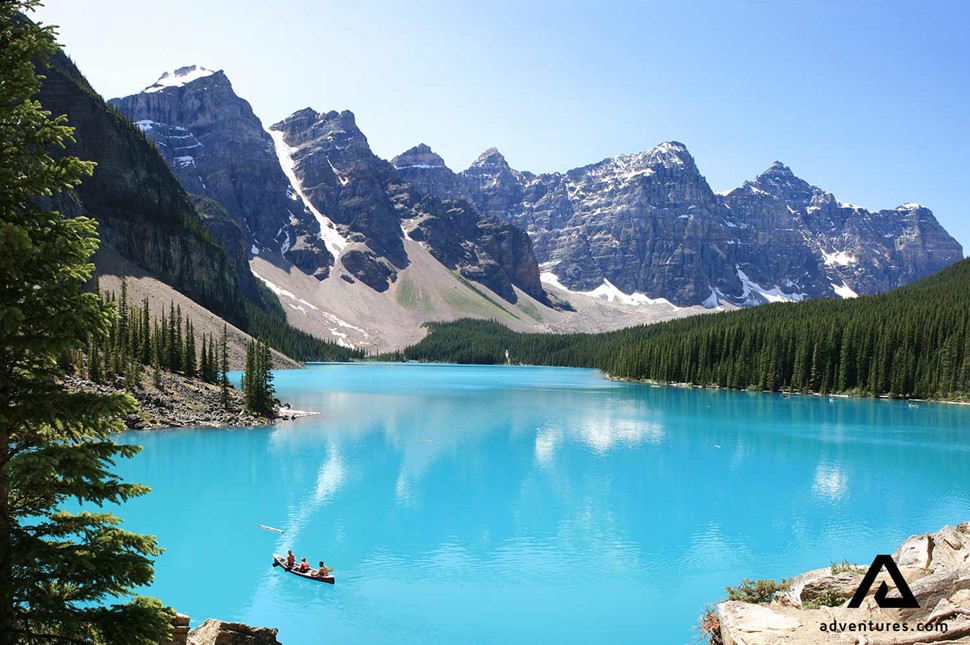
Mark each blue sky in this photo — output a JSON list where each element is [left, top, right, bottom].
[[36, 0, 969, 251]]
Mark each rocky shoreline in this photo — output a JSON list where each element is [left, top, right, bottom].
[[607, 374, 970, 406], [711, 522, 970, 644], [67, 371, 316, 430], [164, 614, 281, 645]]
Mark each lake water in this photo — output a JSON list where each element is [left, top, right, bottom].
[[110, 364, 970, 644]]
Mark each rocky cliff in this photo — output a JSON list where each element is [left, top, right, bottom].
[[38, 55, 251, 324], [398, 143, 964, 307], [392, 143, 471, 201], [714, 522, 970, 644], [106, 62, 964, 346], [38, 52, 357, 362], [268, 108, 549, 302], [109, 67, 333, 279], [112, 66, 550, 306]]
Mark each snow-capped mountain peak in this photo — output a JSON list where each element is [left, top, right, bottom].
[[144, 65, 217, 93]]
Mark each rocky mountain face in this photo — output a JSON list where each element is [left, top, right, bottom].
[[112, 66, 549, 306], [267, 108, 548, 302], [398, 143, 964, 307], [392, 144, 470, 201], [105, 63, 962, 345], [37, 51, 357, 362], [109, 67, 333, 279], [738, 161, 961, 295], [37, 55, 252, 323]]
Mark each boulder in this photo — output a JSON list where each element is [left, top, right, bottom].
[[717, 601, 806, 645], [779, 567, 863, 608], [188, 619, 280, 645], [716, 523, 970, 644]]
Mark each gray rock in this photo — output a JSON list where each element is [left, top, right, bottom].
[[408, 142, 962, 307], [392, 144, 470, 201], [110, 67, 333, 279], [188, 618, 280, 645], [779, 567, 864, 608], [270, 113, 548, 302]]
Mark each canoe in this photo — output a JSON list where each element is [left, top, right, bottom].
[[272, 553, 335, 584]]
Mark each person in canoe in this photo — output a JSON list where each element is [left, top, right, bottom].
[[315, 561, 329, 578], [286, 550, 296, 569], [298, 557, 310, 573]]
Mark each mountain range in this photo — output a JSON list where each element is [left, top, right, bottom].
[[98, 64, 964, 352], [394, 142, 962, 307]]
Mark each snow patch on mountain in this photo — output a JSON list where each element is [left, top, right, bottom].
[[144, 65, 216, 93], [252, 268, 368, 347], [736, 266, 806, 305], [252, 270, 319, 312], [821, 250, 857, 267], [326, 156, 349, 186], [832, 282, 859, 299], [267, 128, 348, 257], [702, 289, 723, 310], [541, 273, 678, 309], [279, 227, 292, 255]]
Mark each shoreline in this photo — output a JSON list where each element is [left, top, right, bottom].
[[127, 407, 320, 432], [605, 374, 970, 406], [350, 359, 970, 407], [67, 372, 320, 432]]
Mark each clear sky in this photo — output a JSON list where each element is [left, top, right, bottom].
[[34, 0, 969, 251]]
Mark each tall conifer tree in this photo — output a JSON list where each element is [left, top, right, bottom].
[[0, 4, 172, 642]]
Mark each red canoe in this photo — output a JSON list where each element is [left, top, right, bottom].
[[272, 553, 335, 584]]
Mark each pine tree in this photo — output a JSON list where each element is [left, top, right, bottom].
[[199, 333, 209, 383], [209, 333, 220, 383], [183, 319, 197, 378], [242, 340, 277, 416], [243, 340, 255, 408], [140, 298, 151, 364], [166, 302, 178, 371], [261, 341, 276, 413], [0, 5, 172, 642], [174, 304, 183, 372], [220, 323, 231, 409]]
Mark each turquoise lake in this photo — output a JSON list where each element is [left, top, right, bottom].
[[110, 364, 970, 644]]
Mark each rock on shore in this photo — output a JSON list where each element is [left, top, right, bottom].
[[188, 619, 281, 645], [66, 370, 314, 430], [715, 522, 970, 644], [163, 614, 281, 645]]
